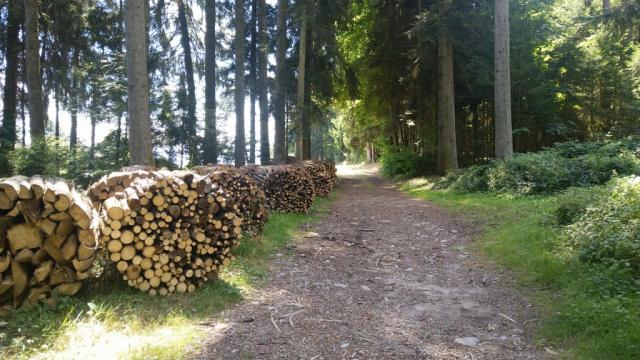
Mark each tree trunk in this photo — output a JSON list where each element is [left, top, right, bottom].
[[296, 1, 309, 161], [125, 0, 154, 166], [258, 0, 270, 164], [273, 0, 288, 164], [24, 0, 45, 141], [494, 0, 513, 159], [436, 9, 458, 174], [603, 0, 610, 13], [20, 84, 26, 146], [90, 113, 96, 160], [2, 0, 19, 152], [249, 0, 257, 164], [116, 114, 122, 163], [70, 51, 79, 150], [203, 0, 218, 164], [234, 0, 246, 167], [177, 0, 198, 166], [54, 85, 60, 140]]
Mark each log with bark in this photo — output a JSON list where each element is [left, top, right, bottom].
[[0, 176, 98, 314], [97, 171, 242, 295], [87, 168, 154, 210], [240, 165, 315, 213], [192, 165, 268, 234], [295, 160, 337, 197]]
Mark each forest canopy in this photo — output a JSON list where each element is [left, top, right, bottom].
[[0, 0, 638, 180]]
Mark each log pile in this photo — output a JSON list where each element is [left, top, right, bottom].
[[192, 165, 268, 234], [97, 171, 242, 295], [0, 176, 98, 313], [87, 168, 154, 210], [241, 165, 315, 213], [297, 161, 338, 197]]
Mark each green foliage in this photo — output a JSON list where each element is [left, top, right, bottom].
[[553, 185, 609, 226], [562, 176, 640, 275], [9, 137, 91, 179], [486, 152, 578, 194], [436, 165, 491, 192], [437, 140, 640, 195], [379, 147, 432, 178]]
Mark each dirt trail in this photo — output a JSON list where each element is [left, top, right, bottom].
[[192, 165, 545, 359]]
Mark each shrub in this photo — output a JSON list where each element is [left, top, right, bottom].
[[9, 137, 91, 178], [486, 152, 576, 194], [550, 140, 602, 158], [435, 165, 490, 192], [562, 176, 640, 274], [574, 151, 640, 185], [380, 148, 431, 178], [435, 140, 640, 195], [554, 185, 610, 226]]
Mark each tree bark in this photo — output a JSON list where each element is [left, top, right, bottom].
[[249, 0, 257, 164], [24, 0, 45, 141], [436, 8, 458, 174], [203, 0, 218, 164], [90, 113, 96, 160], [2, 0, 20, 151], [603, 0, 610, 13], [234, 0, 246, 167], [177, 0, 198, 166], [125, 0, 154, 166], [273, 0, 288, 164], [258, 0, 270, 164], [69, 51, 79, 150], [494, 0, 513, 159], [296, 1, 310, 160]]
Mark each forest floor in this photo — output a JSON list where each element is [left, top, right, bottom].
[[191, 164, 546, 359]]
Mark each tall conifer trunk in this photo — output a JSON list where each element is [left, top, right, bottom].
[[203, 0, 218, 164], [24, 0, 45, 141], [258, 0, 270, 164], [296, 0, 309, 160], [178, 0, 198, 165], [436, 2, 458, 174], [273, 0, 288, 164], [2, 0, 20, 152], [494, 0, 513, 159], [234, 0, 247, 166], [125, 0, 154, 166]]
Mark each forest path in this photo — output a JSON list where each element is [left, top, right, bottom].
[[192, 165, 545, 359]]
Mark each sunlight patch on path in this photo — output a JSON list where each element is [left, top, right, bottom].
[[336, 163, 380, 179]]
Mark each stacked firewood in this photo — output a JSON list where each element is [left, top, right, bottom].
[[0, 176, 98, 313], [241, 165, 316, 213], [297, 161, 338, 197], [97, 171, 242, 295], [192, 165, 268, 234], [87, 167, 155, 210]]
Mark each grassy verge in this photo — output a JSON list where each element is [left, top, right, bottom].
[[400, 179, 640, 359], [0, 195, 336, 360]]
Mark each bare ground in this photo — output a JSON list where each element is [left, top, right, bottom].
[[192, 165, 546, 360]]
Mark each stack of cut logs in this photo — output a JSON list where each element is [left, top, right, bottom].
[[0, 176, 98, 313], [95, 171, 242, 295], [0, 160, 336, 306], [296, 161, 338, 198], [240, 165, 316, 213], [87, 167, 154, 210], [192, 165, 268, 234]]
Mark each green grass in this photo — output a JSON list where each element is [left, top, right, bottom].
[[401, 178, 640, 359], [0, 195, 336, 360]]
